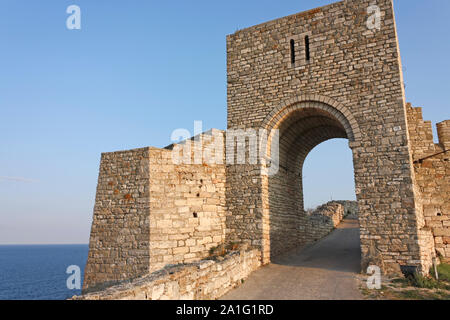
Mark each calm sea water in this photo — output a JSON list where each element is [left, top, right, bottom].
[[0, 245, 89, 300]]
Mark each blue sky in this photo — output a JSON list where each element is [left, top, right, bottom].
[[0, 0, 449, 244]]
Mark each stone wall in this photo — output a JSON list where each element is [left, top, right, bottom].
[[149, 132, 227, 273], [83, 148, 151, 291], [407, 104, 450, 261], [83, 131, 227, 291], [77, 249, 260, 300], [305, 201, 345, 243], [225, 0, 433, 273], [334, 200, 359, 217]]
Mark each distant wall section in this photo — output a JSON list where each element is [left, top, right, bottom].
[[407, 104, 450, 261]]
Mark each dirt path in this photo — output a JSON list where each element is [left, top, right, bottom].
[[221, 218, 364, 300]]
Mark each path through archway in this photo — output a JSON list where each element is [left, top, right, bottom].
[[261, 100, 361, 262]]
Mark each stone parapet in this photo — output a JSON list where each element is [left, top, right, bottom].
[[304, 202, 345, 243], [76, 249, 260, 300]]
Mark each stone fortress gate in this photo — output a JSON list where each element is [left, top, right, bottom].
[[83, 0, 449, 292]]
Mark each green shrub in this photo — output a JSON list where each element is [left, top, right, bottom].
[[406, 269, 450, 290], [410, 274, 439, 289]]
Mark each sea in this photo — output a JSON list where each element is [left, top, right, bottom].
[[0, 244, 89, 300]]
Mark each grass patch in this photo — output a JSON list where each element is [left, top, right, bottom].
[[402, 272, 450, 290], [398, 289, 450, 300], [410, 274, 440, 289], [436, 263, 450, 282], [361, 263, 450, 300], [391, 278, 409, 286], [396, 264, 450, 291], [208, 242, 243, 259], [398, 290, 429, 300]]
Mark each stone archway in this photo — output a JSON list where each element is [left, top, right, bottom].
[[222, 0, 437, 276], [260, 98, 361, 261]]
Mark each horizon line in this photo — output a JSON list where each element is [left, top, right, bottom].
[[0, 243, 89, 246]]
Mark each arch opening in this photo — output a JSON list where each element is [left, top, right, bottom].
[[263, 101, 360, 262], [303, 139, 356, 210]]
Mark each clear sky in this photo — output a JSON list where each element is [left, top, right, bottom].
[[0, 0, 448, 244]]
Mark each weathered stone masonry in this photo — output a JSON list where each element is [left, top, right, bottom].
[[84, 131, 228, 291], [225, 0, 438, 274], [78, 249, 260, 300], [407, 105, 450, 261], [83, 148, 151, 289], [83, 0, 448, 294], [305, 201, 347, 243]]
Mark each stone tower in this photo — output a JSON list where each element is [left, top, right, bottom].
[[225, 0, 435, 273]]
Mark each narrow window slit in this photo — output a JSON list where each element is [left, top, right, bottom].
[[290, 39, 296, 65], [305, 35, 310, 61]]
